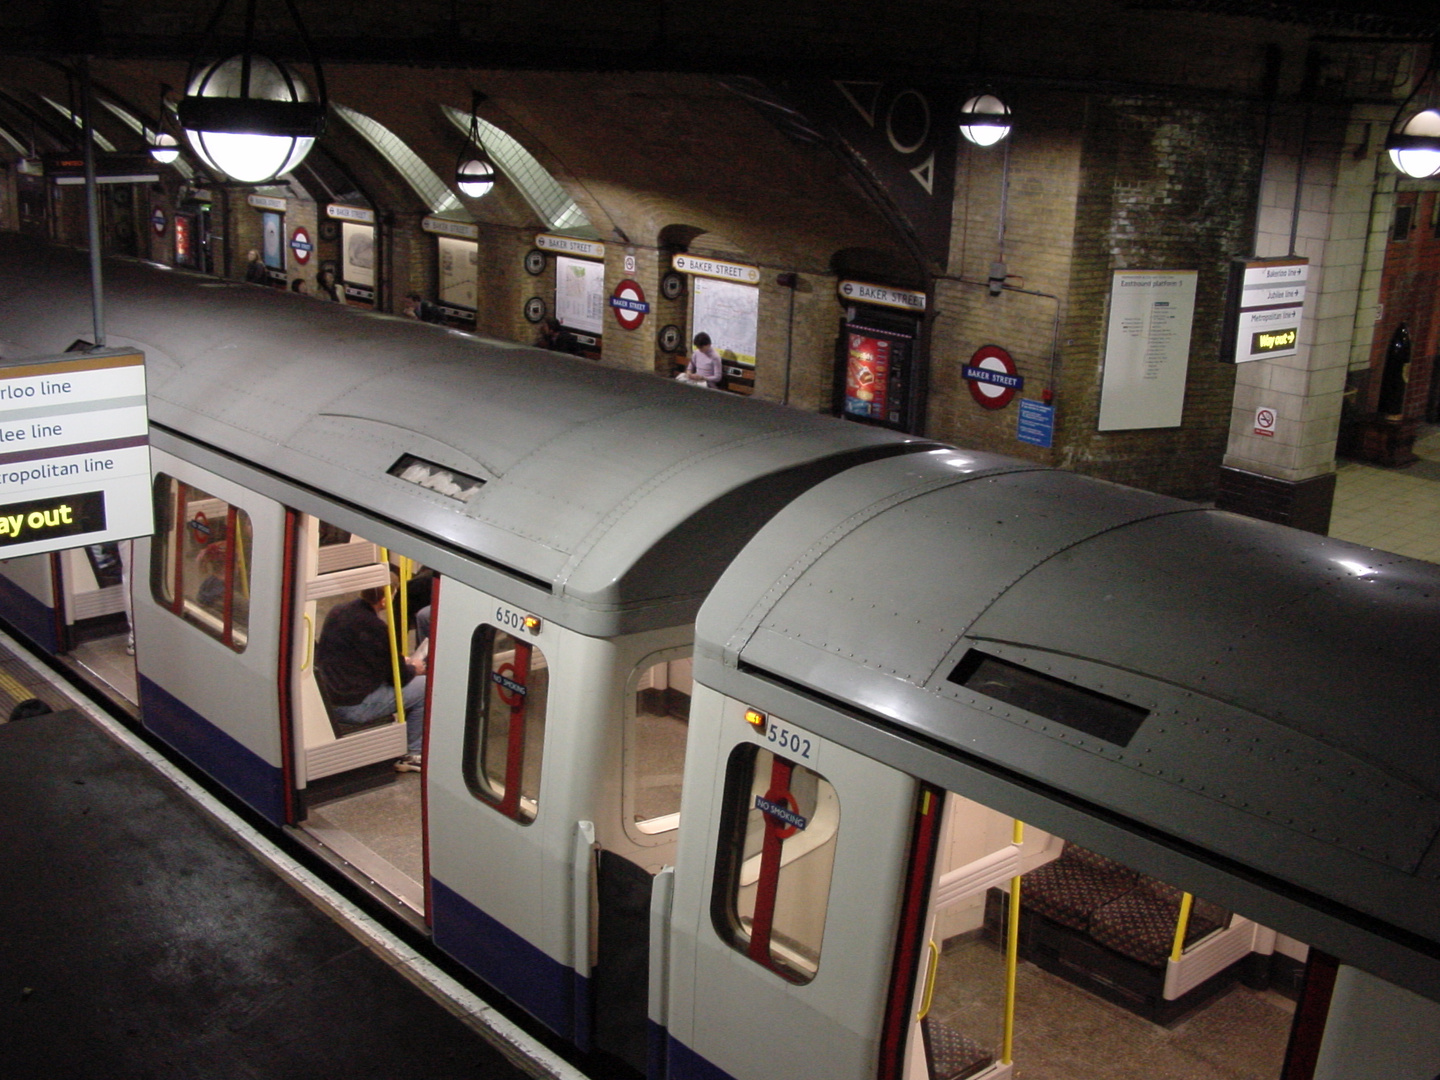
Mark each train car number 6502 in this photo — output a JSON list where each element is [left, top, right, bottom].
[[494, 605, 529, 632]]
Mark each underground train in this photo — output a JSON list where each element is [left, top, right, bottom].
[[0, 233, 1437, 1080]]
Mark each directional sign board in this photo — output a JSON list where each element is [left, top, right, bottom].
[[0, 350, 152, 557], [1222, 257, 1307, 364]]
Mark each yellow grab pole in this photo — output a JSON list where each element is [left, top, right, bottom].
[[398, 556, 412, 650], [377, 547, 406, 724], [917, 941, 940, 1021], [1002, 820, 1024, 1065], [1170, 892, 1195, 962]]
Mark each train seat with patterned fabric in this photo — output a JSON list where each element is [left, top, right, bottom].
[[921, 1017, 993, 1080], [1020, 842, 1138, 931], [1087, 877, 1226, 968]]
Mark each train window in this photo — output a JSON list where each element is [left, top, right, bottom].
[[149, 474, 254, 652], [950, 650, 1147, 748], [462, 624, 548, 823], [624, 651, 691, 838], [712, 743, 839, 984]]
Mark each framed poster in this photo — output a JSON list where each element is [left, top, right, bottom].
[[438, 236, 478, 312], [341, 221, 375, 289], [841, 325, 913, 428], [1097, 270, 1197, 431], [173, 214, 195, 268], [261, 211, 284, 270], [555, 255, 604, 335], [691, 276, 758, 369]]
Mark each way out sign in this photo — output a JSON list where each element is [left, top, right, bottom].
[[0, 350, 153, 557]]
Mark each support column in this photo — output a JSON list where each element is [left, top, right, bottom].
[[1217, 104, 1391, 534]]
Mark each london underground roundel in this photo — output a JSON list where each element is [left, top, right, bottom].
[[964, 344, 1023, 410], [609, 279, 649, 331]]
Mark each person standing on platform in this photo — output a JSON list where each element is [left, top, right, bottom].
[[680, 332, 724, 388], [315, 579, 426, 772], [244, 250, 268, 285], [316, 267, 342, 302]]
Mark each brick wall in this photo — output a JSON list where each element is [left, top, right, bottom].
[[1058, 95, 1264, 499]]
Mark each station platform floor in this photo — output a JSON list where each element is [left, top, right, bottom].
[[0, 633, 584, 1080], [1328, 425, 1440, 563]]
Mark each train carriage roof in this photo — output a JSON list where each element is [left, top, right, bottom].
[[695, 447, 1440, 996], [0, 236, 915, 634]]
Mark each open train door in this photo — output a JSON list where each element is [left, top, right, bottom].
[[663, 698, 922, 1080]]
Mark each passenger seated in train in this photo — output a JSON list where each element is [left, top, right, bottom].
[[315, 578, 426, 771]]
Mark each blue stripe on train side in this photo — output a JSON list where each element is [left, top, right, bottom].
[[431, 877, 579, 1040], [0, 572, 59, 655], [667, 1034, 739, 1080], [138, 674, 286, 825]]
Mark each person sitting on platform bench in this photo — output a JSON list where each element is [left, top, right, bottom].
[[315, 579, 426, 772]]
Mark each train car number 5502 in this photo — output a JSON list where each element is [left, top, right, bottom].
[[766, 721, 819, 767]]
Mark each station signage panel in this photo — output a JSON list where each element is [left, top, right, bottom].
[[44, 152, 159, 186], [423, 217, 480, 240], [247, 194, 287, 212], [327, 203, 376, 224], [672, 254, 761, 284], [838, 279, 927, 312], [0, 350, 152, 558], [536, 233, 604, 260], [1222, 257, 1307, 364]]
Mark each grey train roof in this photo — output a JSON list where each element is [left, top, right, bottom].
[[695, 448, 1440, 996], [0, 236, 915, 633]]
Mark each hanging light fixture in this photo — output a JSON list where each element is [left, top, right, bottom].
[[177, 0, 327, 184], [960, 93, 1012, 147], [1385, 38, 1440, 179], [455, 91, 496, 199], [149, 85, 180, 165]]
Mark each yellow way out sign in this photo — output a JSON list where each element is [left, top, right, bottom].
[[0, 349, 153, 557]]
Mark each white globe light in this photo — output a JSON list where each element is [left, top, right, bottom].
[[150, 132, 180, 165], [457, 158, 495, 198], [179, 54, 322, 184], [960, 93, 1011, 147], [1387, 108, 1440, 179]]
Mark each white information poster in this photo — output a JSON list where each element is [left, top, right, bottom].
[[1098, 270, 1198, 431], [438, 236, 478, 311], [341, 221, 375, 289], [555, 255, 604, 335], [0, 350, 153, 558], [691, 276, 759, 368]]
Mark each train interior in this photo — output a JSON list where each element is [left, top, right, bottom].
[[909, 790, 1301, 1080], [57, 542, 139, 708], [293, 517, 432, 918]]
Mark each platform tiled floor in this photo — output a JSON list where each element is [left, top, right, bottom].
[[1329, 426, 1440, 564]]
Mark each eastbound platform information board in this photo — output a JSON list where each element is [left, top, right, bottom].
[[0, 349, 152, 557]]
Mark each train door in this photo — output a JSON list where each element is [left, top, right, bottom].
[[286, 513, 430, 918], [426, 583, 580, 1038], [663, 696, 920, 1080], [133, 452, 288, 823], [584, 638, 694, 1072]]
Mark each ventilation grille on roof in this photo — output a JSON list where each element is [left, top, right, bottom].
[[388, 454, 485, 503], [950, 650, 1148, 747]]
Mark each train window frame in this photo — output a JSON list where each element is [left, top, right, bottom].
[[149, 473, 254, 653], [461, 622, 549, 824], [622, 647, 693, 843], [710, 742, 840, 985]]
